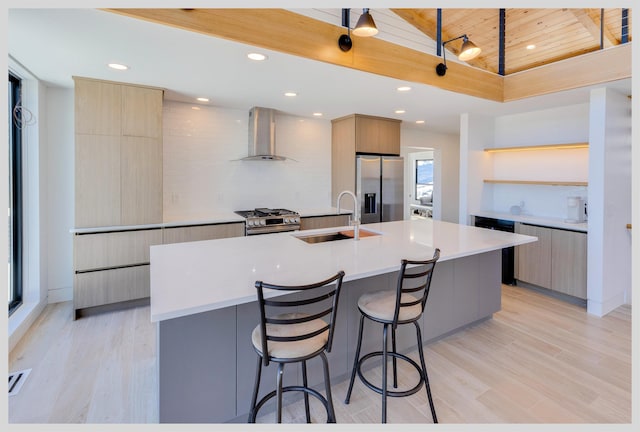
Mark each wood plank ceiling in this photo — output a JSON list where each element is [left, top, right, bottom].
[[106, 8, 632, 103], [393, 8, 632, 75]]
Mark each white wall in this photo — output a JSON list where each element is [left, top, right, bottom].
[[459, 112, 495, 224], [162, 102, 332, 220], [400, 127, 459, 223], [45, 88, 74, 303], [490, 104, 590, 219], [587, 88, 632, 314]]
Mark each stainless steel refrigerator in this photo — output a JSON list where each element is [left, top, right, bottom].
[[356, 155, 404, 224]]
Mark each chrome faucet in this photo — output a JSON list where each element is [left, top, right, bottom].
[[337, 190, 360, 241]]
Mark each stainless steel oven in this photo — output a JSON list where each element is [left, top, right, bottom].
[[234, 208, 301, 236]]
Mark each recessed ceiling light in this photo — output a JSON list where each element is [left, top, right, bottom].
[[397, 86, 412, 92], [416, 120, 425, 124], [247, 53, 267, 61], [108, 63, 128, 70], [284, 92, 297, 97], [197, 97, 209, 102], [313, 112, 323, 117], [395, 109, 405, 114], [526, 44, 536, 50], [191, 106, 201, 110]]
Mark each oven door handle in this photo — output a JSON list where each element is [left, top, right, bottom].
[[246, 224, 301, 235]]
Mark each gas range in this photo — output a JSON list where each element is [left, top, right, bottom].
[[234, 208, 301, 236]]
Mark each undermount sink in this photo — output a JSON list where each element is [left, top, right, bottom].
[[294, 228, 381, 244]]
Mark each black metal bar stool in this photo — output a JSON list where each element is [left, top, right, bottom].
[[248, 270, 345, 423], [344, 248, 440, 423]]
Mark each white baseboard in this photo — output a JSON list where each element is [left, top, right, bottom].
[[47, 286, 72, 303]]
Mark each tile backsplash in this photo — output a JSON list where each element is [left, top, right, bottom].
[[162, 101, 332, 220]]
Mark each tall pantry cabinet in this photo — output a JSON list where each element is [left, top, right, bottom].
[[73, 77, 164, 318], [74, 77, 163, 227]]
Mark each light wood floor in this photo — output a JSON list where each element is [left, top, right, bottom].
[[8, 285, 632, 425]]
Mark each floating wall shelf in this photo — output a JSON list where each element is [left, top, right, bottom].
[[484, 179, 588, 186], [484, 142, 589, 153]]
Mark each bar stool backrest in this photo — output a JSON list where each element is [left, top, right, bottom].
[[393, 248, 441, 328], [255, 271, 346, 367]]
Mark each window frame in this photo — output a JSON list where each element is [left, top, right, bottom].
[[9, 72, 24, 315], [415, 158, 434, 200]]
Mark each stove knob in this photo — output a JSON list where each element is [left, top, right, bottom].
[[260, 219, 266, 226], [284, 217, 290, 223], [247, 220, 254, 226]]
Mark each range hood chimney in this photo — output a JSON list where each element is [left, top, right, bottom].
[[242, 107, 292, 161]]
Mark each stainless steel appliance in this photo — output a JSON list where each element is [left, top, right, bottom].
[[234, 208, 301, 235], [356, 155, 404, 224]]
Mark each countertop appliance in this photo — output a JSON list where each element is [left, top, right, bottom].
[[356, 155, 404, 224], [234, 208, 300, 235], [565, 196, 586, 223], [473, 216, 516, 285]]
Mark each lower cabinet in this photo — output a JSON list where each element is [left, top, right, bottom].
[[162, 222, 244, 244], [299, 214, 350, 230], [74, 265, 150, 310], [515, 223, 587, 299], [73, 222, 244, 318]]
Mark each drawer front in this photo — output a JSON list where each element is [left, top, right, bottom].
[[162, 223, 244, 244], [74, 265, 150, 309], [74, 229, 162, 271], [300, 215, 350, 231]]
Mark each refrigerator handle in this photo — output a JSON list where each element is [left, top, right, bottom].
[[364, 193, 377, 214]]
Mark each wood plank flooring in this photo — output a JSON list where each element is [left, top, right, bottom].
[[7, 285, 632, 426]]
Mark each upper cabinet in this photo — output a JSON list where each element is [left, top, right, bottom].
[[74, 77, 164, 228], [333, 114, 401, 156]]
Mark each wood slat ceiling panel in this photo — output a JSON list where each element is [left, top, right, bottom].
[[391, 8, 631, 76]]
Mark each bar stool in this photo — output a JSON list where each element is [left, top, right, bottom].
[[344, 249, 440, 423], [248, 270, 345, 423]]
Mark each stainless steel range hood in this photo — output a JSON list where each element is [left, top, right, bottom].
[[241, 107, 293, 161]]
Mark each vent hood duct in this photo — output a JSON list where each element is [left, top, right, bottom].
[[241, 107, 293, 161]]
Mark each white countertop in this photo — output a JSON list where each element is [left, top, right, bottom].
[[473, 211, 588, 232], [70, 208, 351, 234], [149, 218, 537, 322]]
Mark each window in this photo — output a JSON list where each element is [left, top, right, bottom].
[[415, 159, 433, 203], [8, 72, 23, 315]]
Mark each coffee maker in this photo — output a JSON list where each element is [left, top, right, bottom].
[[565, 196, 586, 223]]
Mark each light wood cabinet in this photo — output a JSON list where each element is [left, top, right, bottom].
[[74, 134, 121, 227], [299, 215, 351, 231], [515, 222, 587, 300], [516, 223, 552, 289], [162, 223, 244, 244], [73, 77, 164, 228], [74, 266, 151, 310], [73, 222, 245, 318], [73, 228, 162, 317], [120, 136, 163, 226], [121, 85, 163, 138], [74, 229, 163, 272], [551, 229, 587, 299], [331, 114, 401, 211]]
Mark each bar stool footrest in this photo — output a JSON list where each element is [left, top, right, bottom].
[[248, 385, 336, 423], [356, 351, 425, 398]]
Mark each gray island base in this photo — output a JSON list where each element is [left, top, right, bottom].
[[158, 250, 500, 423]]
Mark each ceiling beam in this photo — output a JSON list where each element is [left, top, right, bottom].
[[105, 8, 630, 104], [503, 42, 631, 101], [105, 8, 503, 102], [572, 9, 616, 48]]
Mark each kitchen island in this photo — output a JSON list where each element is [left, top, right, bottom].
[[150, 218, 536, 423]]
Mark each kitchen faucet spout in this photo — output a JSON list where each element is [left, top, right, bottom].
[[337, 190, 360, 240]]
